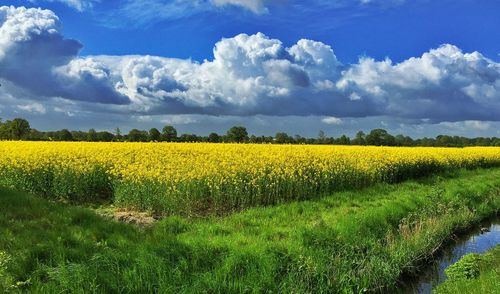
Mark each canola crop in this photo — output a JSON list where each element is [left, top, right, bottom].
[[1, 141, 499, 215]]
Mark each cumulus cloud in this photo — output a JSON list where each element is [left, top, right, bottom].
[[89, 32, 359, 116], [0, 6, 129, 104], [337, 44, 500, 121], [1, 5, 500, 124]]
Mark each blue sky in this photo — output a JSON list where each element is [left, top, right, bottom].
[[1, 0, 500, 137]]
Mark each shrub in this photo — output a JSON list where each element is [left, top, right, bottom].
[[445, 253, 482, 281]]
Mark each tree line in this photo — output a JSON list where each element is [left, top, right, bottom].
[[1, 117, 499, 147]]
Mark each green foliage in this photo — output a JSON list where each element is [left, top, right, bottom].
[[366, 128, 396, 146], [435, 246, 500, 294], [208, 132, 221, 143], [0, 251, 12, 288], [275, 132, 293, 144], [161, 125, 177, 142], [0, 118, 31, 140], [445, 253, 482, 281], [127, 129, 149, 142], [226, 126, 248, 143], [87, 128, 98, 141], [149, 127, 161, 141]]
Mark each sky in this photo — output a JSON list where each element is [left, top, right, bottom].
[[0, 0, 500, 137]]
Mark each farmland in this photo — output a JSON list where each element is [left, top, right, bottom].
[[1, 142, 499, 215], [0, 142, 499, 292]]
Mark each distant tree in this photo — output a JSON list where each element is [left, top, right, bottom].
[[275, 132, 292, 144], [395, 134, 414, 146], [87, 128, 98, 141], [472, 137, 486, 146], [2, 116, 500, 147], [149, 128, 161, 141], [96, 131, 115, 142], [127, 129, 149, 142], [0, 120, 9, 139], [226, 126, 248, 143], [114, 127, 123, 141], [56, 129, 73, 141], [9, 118, 31, 140], [317, 130, 326, 144], [249, 135, 273, 144], [324, 136, 335, 145], [178, 134, 200, 142], [336, 135, 351, 145], [352, 131, 366, 146], [69, 131, 86, 141], [249, 135, 259, 143], [419, 137, 435, 147], [294, 135, 306, 144], [436, 135, 453, 147], [366, 129, 395, 146], [305, 138, 316, 144], [208, 132, 221, 143], [27, 129, 44, 141], [161, 125, 177, 142]]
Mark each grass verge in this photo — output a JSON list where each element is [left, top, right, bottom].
[[434, 246, 500, 293], [0, 168, 499, 293]]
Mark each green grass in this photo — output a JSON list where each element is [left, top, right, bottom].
[[434, 246, 500, 294], [0, 168, 499, 293]]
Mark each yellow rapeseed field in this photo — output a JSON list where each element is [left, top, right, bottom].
[[1, 141, 499, 214]]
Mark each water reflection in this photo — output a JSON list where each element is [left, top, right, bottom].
[[403, 219, 500, 294]]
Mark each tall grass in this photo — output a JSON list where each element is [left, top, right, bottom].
[[0, 166, 113, 203]]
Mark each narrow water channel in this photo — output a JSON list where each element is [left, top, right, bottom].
[[402, 218, 500, 293]]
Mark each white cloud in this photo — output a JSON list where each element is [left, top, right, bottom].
[[17, 103, 46, 114], [161, 115, 199, 125], [0, 6, 128, 104], [322, 116, 343, 125], [440, 120, 492, 131], [1, 5, 500, 125], [464, 120, 491, 131], [337, 44, 500, 121], [90, 32, 342, 116], [349, 92, 361, 101]]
